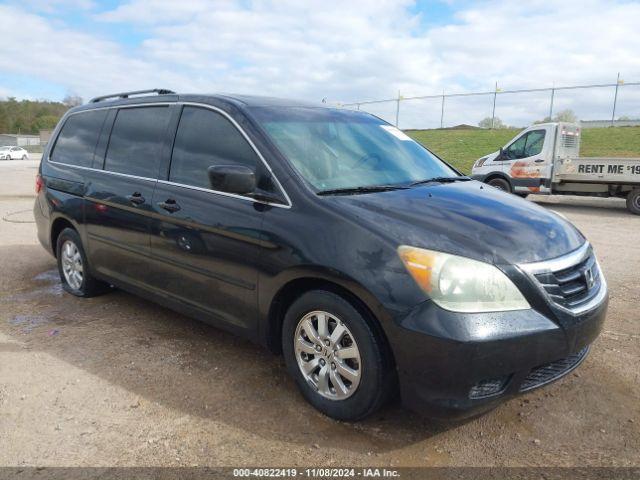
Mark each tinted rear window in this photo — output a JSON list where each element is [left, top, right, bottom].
[[104, 106, 170, 178], [51, 110, 108, 167]]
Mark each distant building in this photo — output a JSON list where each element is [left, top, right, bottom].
[[39, 130, 53, 145], [0, 133, 41, 147], [581, 119, 640, 128]]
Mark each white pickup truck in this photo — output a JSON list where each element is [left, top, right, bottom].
[[470, 122, 640, 215]]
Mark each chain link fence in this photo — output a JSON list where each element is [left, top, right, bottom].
[[339, 74, 640, 130]]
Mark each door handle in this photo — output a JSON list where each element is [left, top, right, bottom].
[[127, 192, 146, 205], [158, 198, 181, 213], [534, 159, 545, 163]]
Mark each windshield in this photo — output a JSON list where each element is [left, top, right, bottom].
[[250, 107, 457, 191]]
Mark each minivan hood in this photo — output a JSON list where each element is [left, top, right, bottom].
[[329, 181, 584, 265]]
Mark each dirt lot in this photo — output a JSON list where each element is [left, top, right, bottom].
[[0, 159, 638, 467]]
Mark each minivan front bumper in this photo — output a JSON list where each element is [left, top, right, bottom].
[[389, 267, 608, 419]]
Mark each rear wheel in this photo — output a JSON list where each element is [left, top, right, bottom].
[[627, 189, 640, 215], [22, 155, 27, 160], [486, 177, 511, 193], [56, 228, 109, 297], [282, 290, 393, 421]]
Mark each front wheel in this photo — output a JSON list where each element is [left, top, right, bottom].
[[486, 177, 511, 193], [282, 290, 393, 421], [627, 189, 640, 215], [56, 227, 110, 297], [22, 155, 27, 160]]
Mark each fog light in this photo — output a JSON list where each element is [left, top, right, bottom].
[[469, 376, 509, 399]]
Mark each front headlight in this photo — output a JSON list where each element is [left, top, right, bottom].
[[398, 246, 530, 313]]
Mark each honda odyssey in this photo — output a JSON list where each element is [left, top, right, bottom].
[[34, 89, 608, 420]]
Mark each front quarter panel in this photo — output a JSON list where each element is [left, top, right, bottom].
[[256, 197, 426, 346]]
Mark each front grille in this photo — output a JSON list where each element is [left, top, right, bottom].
[[533, 253, 601, 310], [520, 346, 589, 392]]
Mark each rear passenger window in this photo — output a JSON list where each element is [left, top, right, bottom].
[[104, 106, 170, 177], [169, 106, 261, 190], [51, 110, 108, 167]]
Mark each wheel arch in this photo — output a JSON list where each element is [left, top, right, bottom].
[[50, 215, 79, 257], [262, 271, 396, 371], [484, 172, 513, 187]]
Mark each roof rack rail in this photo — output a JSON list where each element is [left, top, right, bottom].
[[89, 88, 176, 103]]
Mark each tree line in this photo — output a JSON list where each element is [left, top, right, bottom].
[[0, 96, 81, 135]]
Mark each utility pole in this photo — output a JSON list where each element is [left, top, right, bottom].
[[611, 72, 621, 126], [491, 82, 498, 129], [549, 84, 555, 120], [395, 91, 401, 127], [440, 90, 445, 129]]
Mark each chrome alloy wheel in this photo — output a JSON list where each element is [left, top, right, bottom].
[[61, 240, 83, 290], [294, 310, 362, 400]]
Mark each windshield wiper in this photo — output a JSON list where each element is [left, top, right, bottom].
[[409, 176, 472, 187], [317, 184, 409, 196]]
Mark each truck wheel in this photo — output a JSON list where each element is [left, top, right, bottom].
[[627, 189, 640, 215], [487, 177, 511, 193]]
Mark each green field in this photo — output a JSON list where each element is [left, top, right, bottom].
[[406, 127, 640, 174]]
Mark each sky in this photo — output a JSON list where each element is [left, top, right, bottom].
[[1, 0, 639, 128]]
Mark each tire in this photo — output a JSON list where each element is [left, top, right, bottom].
[[627, 189, 640, 215], [22, 155, 27, 160], [282, 290, 393, 421], [486, 177, 512, 193], [56, 227, 109, 297]]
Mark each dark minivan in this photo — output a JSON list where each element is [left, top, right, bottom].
[[34, 89, 608, 420]]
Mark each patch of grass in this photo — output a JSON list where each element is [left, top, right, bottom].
[[580, 127, 640, 158], [406, 127, 640, 174], [406, 129, 519, 174]]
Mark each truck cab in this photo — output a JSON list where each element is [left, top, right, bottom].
[[471, 122, 580, 196], [471, 123, 640, 214]]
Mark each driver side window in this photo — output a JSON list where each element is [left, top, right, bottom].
[[523, 130, 545, 157], [170, 106, 277, 194], [504, 130, 546, 160], [505, 135, 527, 160]]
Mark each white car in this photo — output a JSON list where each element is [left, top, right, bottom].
[[0, 146, 29, 160]]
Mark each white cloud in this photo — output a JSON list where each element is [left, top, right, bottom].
[[1, 0, 639, 127], [17, 0, 96, 13], [98, 0, 213, 23]]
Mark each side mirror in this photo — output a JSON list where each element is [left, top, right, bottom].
[[497, 147, 506, 160], [208, 165, 256, 195]]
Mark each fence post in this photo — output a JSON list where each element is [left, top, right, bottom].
[[440, 90, 445, 129], [491, 82, 498, 129], [549, 86, 555, 120], [395, 91, 401, 127], [611, 72, 621, 126], [356, 104, 360, 111]]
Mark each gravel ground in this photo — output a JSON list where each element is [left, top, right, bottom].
[[0, 160, 638, 467]]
